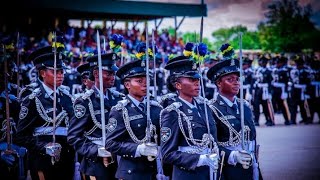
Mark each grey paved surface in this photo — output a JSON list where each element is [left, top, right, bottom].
[[256, 113, 320, 180]]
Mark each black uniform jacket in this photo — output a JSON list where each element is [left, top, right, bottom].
[[160, 96, 217, 180], [105, 96, 162, 180]]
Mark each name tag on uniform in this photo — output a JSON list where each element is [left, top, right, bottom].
[[94, 109, 108, 115], [129, 114, 143, 121], [224, 115, 236, 120]]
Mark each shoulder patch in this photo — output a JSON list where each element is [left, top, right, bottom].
[[74, 104, 86, 118], [110, 89, 125, 98], [161, 127, 171, 143], [82, 89, 94, 100], [150, 100, 163, 108], [194, 96, 208, 104], [19, 106, 29, 119], [159, 93, 177, 103], [107, 118, 117, 132]]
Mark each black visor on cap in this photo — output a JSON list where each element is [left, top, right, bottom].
[[173, 71, 201, 79]]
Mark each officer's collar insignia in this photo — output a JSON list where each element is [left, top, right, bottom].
[[161, 127, 171, 143], [45, 94, 50, 99], [219, 101, 224, 105], [107, 118, 117, 132], [187, 109, 193, 113], [19, 106, 29, 119], [74, 104, 86, 119]]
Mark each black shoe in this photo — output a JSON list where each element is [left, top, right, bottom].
[[285, 121, 290, 125], [290, 121, 296, 125], [299, 120, 306, 124], [266, 121, 274, 126]]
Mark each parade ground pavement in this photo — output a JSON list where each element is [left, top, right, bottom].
[[257, 112, 320, 180]]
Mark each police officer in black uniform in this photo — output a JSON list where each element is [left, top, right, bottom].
[[203, 58, 219, 100], [63, 52, 82, 95], [67, 53, 124, 180], [16, 50, 75, 180], [309, 58, 320, 123], [160, 55, 219, 180], [151, 53, 166, 97], [0, 51, 27, 180], [105, 59, 163, 180], [76, 62, 94, 94], [18, 46, 54, 102], [239, 57, 254, 103], [253, 56, 274, 126], [207, 58, 262, 180], [271, 56, 291, 125], [289, 56, 312, 124]]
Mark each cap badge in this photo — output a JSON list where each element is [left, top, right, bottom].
[[112, 54, 116, 60], [192, 63, 197, 70], [230, 59, 235, 66], [141, 60, 145, 67]]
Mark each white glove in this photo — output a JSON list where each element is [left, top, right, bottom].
[[233, 150, 252, 169], [197, 154, 219, 170], [136, 143, 158, 157]]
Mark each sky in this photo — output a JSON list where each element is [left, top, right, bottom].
[[70, 0, 320, 40]]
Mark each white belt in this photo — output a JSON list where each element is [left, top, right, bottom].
[[178, 146, 210, 155], [225, 141, 255, 153], [311, 81, 320, 97], [294, 84, 307, 100], [294, 84, 306, 89], [257, 83, 268, 88], [34, 127, 68, 136], [273, 82, 285, 88]]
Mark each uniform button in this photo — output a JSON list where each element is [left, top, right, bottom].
[[128, 170, 131, 174], [231, 123, 234, 126], [138, 124, 141, 127], [131, 155, 133, 158], [192, 124, 195, 127]]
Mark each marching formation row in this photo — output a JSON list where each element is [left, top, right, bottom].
[[0, 31, 319, 180]]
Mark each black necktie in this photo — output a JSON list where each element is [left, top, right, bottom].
[[232, 103, 239, 114], [139, 103, 145, 112]]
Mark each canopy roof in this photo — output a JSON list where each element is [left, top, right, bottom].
[[9, 0, 207, 20]]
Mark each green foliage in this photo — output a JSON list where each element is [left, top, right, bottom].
[[258, 0, 320, 52], [210, 25, 261, 51]]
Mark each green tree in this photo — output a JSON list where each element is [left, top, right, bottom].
[[258, 0, 320, 52], [210, 25, 261, 51]]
